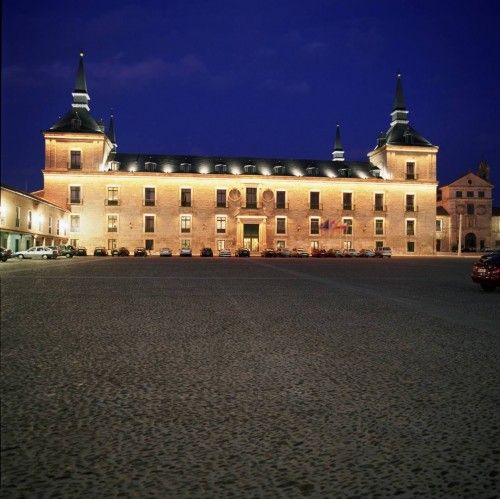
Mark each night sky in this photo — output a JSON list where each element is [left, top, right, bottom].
[[2, 0, 500, 203]]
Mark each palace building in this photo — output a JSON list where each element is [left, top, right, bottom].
[[28, 52, 449, 255]]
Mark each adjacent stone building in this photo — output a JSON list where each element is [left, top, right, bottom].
[[36, 53, 444, 255]]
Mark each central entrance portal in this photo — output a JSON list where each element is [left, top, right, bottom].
[[243, 224, 260, 251]]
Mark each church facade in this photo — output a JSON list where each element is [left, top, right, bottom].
[[35, 53, 445, 255]]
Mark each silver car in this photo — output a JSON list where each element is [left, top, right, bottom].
[[160, 248, 172, 257], [14, 246, 58, 260]]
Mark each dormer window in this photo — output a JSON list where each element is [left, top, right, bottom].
[[109, 161, 120, 171], [244, 164, 256, 174], [273, 165, 286, 175], [215, 163, 228, 174], [71, 117, 82, 130], [180, 163, 192, 173], [145, 162, 157, 172], [306, 166, 319, 176]]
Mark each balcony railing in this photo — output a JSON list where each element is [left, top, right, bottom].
[[107, 227, 118, 232], [373, 204, 387, 212], [68, 198, 82, 205], [144, 200, 156, 206], [179, 202, 192, 208], [405, 205, 418, 212], [342, 204, 355, 211], [406, 174, 418, 180], [242, 203, 262, 209], [215, 202, 228, 208], [105, 199, 120, 206], [275, 203, 289, 210], [309, 203, 323, 210]]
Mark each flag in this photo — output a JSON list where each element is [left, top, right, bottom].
[[320, 219, 330, 230]]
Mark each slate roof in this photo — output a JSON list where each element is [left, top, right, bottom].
[[437, 206, 450, 216], [378, 123, 433, 148], [48, 108, 103, 133], [107, 152, 381, 179]]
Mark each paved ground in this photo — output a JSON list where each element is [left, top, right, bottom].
[[1, 256, 499, 498]]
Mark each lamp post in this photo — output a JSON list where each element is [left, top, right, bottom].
[[457, 214, 462, 257]]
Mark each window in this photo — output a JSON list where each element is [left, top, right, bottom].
[[71, 118, 81, 130], [276, 240, 286, 249], [70, 186, 81, 204], [437, 189, 442, 201], [405, 194, 415, 211], [217, 240, 225, 251], [342, 192, 352, 210], [181, 239, 191, 248], [48, 216, 52, 234], [15, 207, 20, 228], [180, 215, 191, 233], [311, 241, 319, 250], [310, 218, 320, 235], [406, 220, 415, 236], [374, 193, 384, 211], [478, 191, 485, 198], [215, 164, 228, 174], [108, 239, 117, 251], [244, 164, 256, 174], [276, 191, 286, 209], [276, 217, 286, 235], [107, 215, 118, 232], [375, 219, 384, 235], [56, 219, 60, 235], [310, 192, 320, 210], [246, 188, 257, 208], [144, 187, 156, 206], [180, 188, 191, 207], [274, 165, 286, 175], [70, 215, 80, 233], [406, 162, 415, 180], [144, 215, 155, 233], [375, 240, 383, 250], [456, 191, 463, 198], [180, 163, 192, 173], [407, 241, 415, 252], [216, 189, 227, 208], [216, 216, 227, 234], [145, 239, 154, 251], [107, 187, 119, 205], [306, 166, 319, 176], [144, 162, 157, 171], [70, 150, 81, 169], [436, 219, 443, 232], [343, 218, 353, 235], [467, 204, 474, 215], [28, 211, 32, 230], [436, 239, 441, 252], [109, 161, 120, 171], [466, 191, 474, 198]]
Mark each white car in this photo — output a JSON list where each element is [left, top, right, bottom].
[[219, 249, 231, 257], [160, 247, 172, 257], [376, 247, 392, 258], [14, 246, 58, 260], [179, 247, 192, 257]]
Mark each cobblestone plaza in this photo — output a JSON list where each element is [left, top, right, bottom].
[[1, 257, 498, 497]]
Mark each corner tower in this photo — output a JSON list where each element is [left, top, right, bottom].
[[368, 73, 438, 182]]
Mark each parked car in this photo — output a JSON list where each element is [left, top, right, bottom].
[[359, 249, 376, 258], [1, 247, 12, 262], [112, 247, 130, 256], [479, 250, 499, 262], [15, 246, 58, 259], [59, 244, 75, 258], [134, 247, 147, 257], [292, 248, 309, 257], [160, 248, 172, 257], [261, 248, 276, 257], [276, 248, 292, 257], [376, 247, 392, 258], [312, 248, 327, 257], [471, 254, 500, 292], [236, 248, 250, 257], [180, 247, 192, 257], [76, 247, 87, 256], [200, 247, 213, 257], [218, 248, 232, 257], [93, 247, 108, 256]]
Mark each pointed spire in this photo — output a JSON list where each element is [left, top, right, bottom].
[[72, 51, 90, 111], [390, 72, 409, 126], [477, 159, 490, 182], [332, 124, 345, 162], [107, 114, 117, 150]]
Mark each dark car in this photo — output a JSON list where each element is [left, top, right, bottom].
[[261, 248, 276, 257], [134, 247, 147, 257], [292, 248, 309, 258], [58, 244, 75, 258], [236, 248, 250, 257], [112, 247, 130, 256], [479, 250, 500, 262], [94, 247, 108, 256], [76, 247, 87, 256], [1, 247, 12, 262], [312, 248, 327, 258], [200, 247, 213, 257], [471, 254, 500, 292]]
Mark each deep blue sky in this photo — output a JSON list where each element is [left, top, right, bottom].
[[2, 0, 500, 202]]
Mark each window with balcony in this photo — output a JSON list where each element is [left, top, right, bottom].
[[144, 215, 155, 233], [70, 186, 81, 204], [310, 218, 320, 235], [406, 161, 415, 180], [405, 194, 415, 211], [180, 188, 191, 207], [375, 219, 384, 235], [15, 207, 20, 228], [107, 215, 118, 232], [276, 217, 286, 234], [70, 215, 80, 233], [216, 216, 227, 234], [246, 188, 257, 208], [276, 191, 286, 209], [144, 187, 156, 206], [180, 215, 191, 233], [342, 192, 353, 210], [70, 150, 81, 169], [406, 220, 415, 236], [343, 218, 353, 235], [310, 192, 320, 210], [374, 193, 384, 211], [107, 187, 119, 205], [216, 189, 227, 208]]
